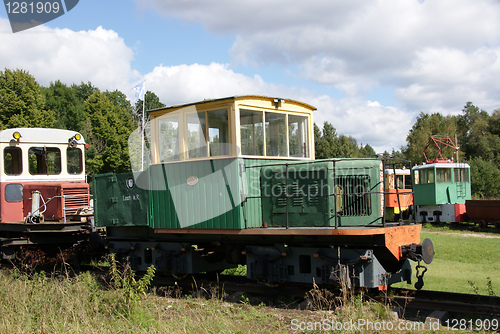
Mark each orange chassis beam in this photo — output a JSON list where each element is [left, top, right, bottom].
[[154, 224, 422, 261]]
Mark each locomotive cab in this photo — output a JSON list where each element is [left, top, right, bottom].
[[148, 95, 314, 163]]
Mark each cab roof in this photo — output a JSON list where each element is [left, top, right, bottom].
[[148, 95, 316, 115], [0, 128, 85, 145]]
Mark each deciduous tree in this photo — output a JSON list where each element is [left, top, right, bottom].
[[81, 91, 135, 175], [43, 80, 85, 131], [0, 68, 56, 129]]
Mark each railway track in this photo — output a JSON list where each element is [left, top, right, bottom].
[[151, 272, 500, 316], [379, 288, 500, 316]]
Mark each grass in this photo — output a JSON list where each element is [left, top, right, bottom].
[[0, 267, 293, 333], [0, 267, 402, 334], [393, 226, 500, 295]]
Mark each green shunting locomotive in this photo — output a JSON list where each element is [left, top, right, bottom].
[[93, 96, 433, 289]]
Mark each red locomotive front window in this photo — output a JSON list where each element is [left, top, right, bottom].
[[67, 147, 83, 174], [4, 147, 22, 175], [28, 147, 61, 175], [5, 183, 23, 202]]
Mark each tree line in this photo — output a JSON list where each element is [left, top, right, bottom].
[[314, 122, 376, 159], [1, 68, 499, 198]]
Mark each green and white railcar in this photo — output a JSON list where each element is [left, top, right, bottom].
[[412, 162, 471, 223]]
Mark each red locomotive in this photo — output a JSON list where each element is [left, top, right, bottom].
[[0, 128, 92, 259]]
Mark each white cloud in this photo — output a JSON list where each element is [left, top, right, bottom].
[[395, 47, 500, 112], [144, 63, 268, 104], [0, 18, 139, 92], [138, 0, 364, 34], [310, 95, 412, 152]]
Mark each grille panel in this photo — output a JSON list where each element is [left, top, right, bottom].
[[61, 185, 90, 215], [336, 175, 372, 217]]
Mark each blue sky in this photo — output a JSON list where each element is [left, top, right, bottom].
[[44, 1, 234, 72], [2, 0, 500, 152]]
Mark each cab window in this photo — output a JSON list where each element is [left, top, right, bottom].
[[405, 174, 412, 188], [29, 147, 61, 175], [265, 112, 286, 157], [207, 109, 229, 156], [454, 168, 469, 183], [428, 169, 435, 183], [436, 168, 451, 183], [5, 183, 23, 202], [67, 147, 83, 174], [4, 147, 22, 175], [396, 175, 404, 189], [158, 116, 180, 162], [288, 115, 309, 157], [418, 169, 428, 184], [240, 109, 264, 156], [186, 112, 207, 159]]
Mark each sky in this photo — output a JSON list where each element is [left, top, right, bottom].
[[1, 0, 500, 153]]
